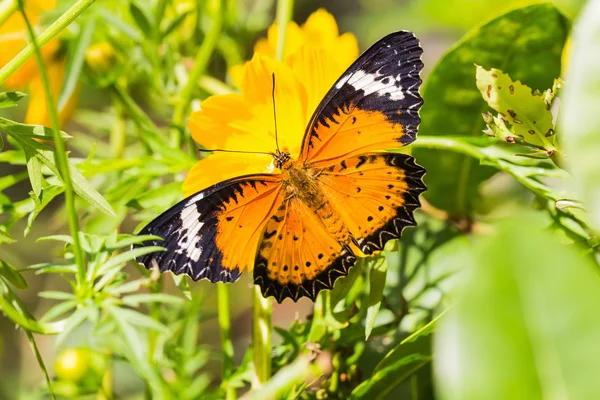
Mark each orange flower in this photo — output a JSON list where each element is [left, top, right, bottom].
[[0, 0, 76, 126], [184, 46, 352, 196], [184, 9, 359, 197], [229, 8, 358, 87]]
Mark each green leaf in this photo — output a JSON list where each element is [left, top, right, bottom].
[[0, 281, 62, 334], [25, 185, 64, 236], [68, 162, 116, 216], [4, 131, 114, 216], [161, 11, 192, 38], [0, 116, 71, 140], [58, 16, 96, 109], [434, 215, 600, 399], [0, 259, 28, 289], [560, 0, 600, 233], [351, 325, 432, 399], [365, 255, 387, 340], [476, 65, 557, 151], [0, 229, 15, 244], [415, 3, 568, 214], [0, 91, 26, 108], [106, 305, 169, 333], [24, 145, 43, 197], [129, 1, 153, 34], [121, 293, 184, 307]]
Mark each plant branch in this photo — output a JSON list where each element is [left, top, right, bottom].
[[18, 1, 87, 292], [0, 0, 17, 27], [217, 283, 236, 399], [0, 0, 96, 85]]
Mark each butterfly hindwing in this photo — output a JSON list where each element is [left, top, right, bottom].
[[135, 175, 283, 283], [300, 31, 423, 166], [253, 197, 356, 302], [316, 152, 426, 254]]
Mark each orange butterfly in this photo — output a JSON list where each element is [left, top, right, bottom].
[[135, 31, 426, 303]]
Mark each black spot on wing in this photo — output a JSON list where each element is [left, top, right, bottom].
[[253, 249, 357, 303], [134, 174, 276, 284]]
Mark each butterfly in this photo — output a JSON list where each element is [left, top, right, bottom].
[[135, 31, 426, 303]]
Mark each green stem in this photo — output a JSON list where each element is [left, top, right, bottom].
[[217, 283, 236, 400], [26, 331, 56, 400], [0, 0, 17, 27], [252, 285, 272, 386], [0, 0, 96, 85], [274, 0, 294, 60], [18, 1, 87, 291], [110, 102, 127, 158], [410, 136, 487, 160], [170, 0, 225, 148]]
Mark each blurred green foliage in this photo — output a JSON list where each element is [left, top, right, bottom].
[[0, 0, 599, 399]]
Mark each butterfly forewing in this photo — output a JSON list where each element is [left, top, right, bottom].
[[299, 31, 423, 166], [135, 175, 283, 282]]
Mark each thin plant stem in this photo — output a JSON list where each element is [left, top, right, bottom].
[[274, 0, 294, 60], [18, 1, 87, 291], [252, 286, 272, 386], [0, 0, 17, 27], [170, 0, 225, 148], [26, 331, 55, 400], [110, 102, 127, 158], [0, 0, 96, 85], [217, 283, 236, 400], [251, 0, 294, 387]]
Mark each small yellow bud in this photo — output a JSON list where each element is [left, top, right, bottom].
[[85, 42, 117, 75]]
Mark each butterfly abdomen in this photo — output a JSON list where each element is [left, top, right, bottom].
[[285, 165, 353, 245]]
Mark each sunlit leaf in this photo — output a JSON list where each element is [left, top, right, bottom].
[[434, 216, 600, 399], [560, 0, 600, 232], [58, 16, 96, 109], [0, 259, 28, 289], [476, 65, 557, 151], [25, 185, 64, 236], [415, 3, 568, 214], [0, 117, 71, 139], [0, 91, 26, 108], [365, 255, 387, 340]]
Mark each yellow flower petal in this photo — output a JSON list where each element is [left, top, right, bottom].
[[241, 54, 306, 157], [0, 1, 59, 89], [289, 47, 346, 122], [336, 32, 360, 70], [24, 57, 77, 127], [189, 93, 272, 153], [182, 152, 274, 197], [302, 8, 339, 47], [228, 63, 245, 88]]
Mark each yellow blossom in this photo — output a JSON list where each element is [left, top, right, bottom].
[[0, 0, 76, 126], [229, 8, 358, 87], [183, 46, 349, 197]]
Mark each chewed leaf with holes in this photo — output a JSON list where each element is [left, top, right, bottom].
[[136, 31, 425, 302], [476, 65, 556, 151]]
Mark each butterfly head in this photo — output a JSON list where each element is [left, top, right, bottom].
[[273, 150, 292, 169]]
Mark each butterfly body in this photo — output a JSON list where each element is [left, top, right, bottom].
[[136, 31, 426, 302]]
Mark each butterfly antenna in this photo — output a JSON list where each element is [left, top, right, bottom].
[[272, 73, 281, 153], [198, 148, 273, 156]]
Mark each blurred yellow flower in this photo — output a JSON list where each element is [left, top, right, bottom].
[[229, 8, 358, 87], [183, 46, 350, 196], [0, 0, 76, 126]]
